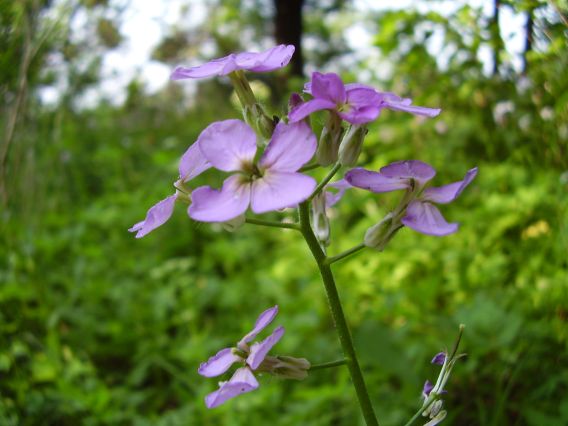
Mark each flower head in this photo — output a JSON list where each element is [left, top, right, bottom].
[[171, 45, 295, 80], [346, 160, 477, 236], [128, 143, 210, 238], [289, 72, 441, 125], [189, 119, 317, 222], [198, 306, 285, 408]]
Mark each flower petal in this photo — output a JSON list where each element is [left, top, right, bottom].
[[234, 44, 295, 72], [383, 95, 441, 117], [189, 175, 251, 222], [197, 120, 257, 172], [239, 305, 279, 347], [325, 179, 351, 207], [198, 348, 243, 378], [204, 367, 259, 409], [345, 168, 410, 193], [171, 55, 237, 79], [250, 172, 316, 214], [247, 326, 285, 370], [380, 160, 436, 185], [179, 142, 211, 182], [288, 98, 337, 123], [259, 121, 316, 172], [311, 72, 346, 104], [339, 88, 382, 124], [423, 167, 478, 204], [401, 201, 458, 236], [129, 194, 177, 238]]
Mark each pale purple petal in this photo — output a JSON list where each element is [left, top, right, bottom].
[[171, 55, 237, 79], [239, 305, 279, 346], [383, 97, 441, 117], [234, 44, 295, 72], [288, 98, 337, 123], [311, 72, 346, 104], [250, 172, 316, 214], [325, 179, 351, 207], [197, 120, 257, 172], [423, 167, 478, 204], [179, 142, 211, 182], [198, 348, 243, 378], [345, 168, 410, 193], [339, 88, 382, 124], [129, 195, 177, 238], [204, 367, 259, 409], [259, 121, 317, 172], [401, 201, 458, 236], [246, 326, 285, 370], [431, 352, 447, 365], [380, 160, 436, 185], [189, 175, 251, 222]]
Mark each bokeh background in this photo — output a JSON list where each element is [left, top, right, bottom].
[[1, 0, 567, 425]]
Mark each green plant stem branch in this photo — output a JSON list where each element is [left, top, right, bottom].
[[310, 359, 348, 371], [298, 201, 379, 426], [326, 243, 367, 265], [402, 396, 438, 426], [307, 163, 342, 202], [245, 217, 300, 231]]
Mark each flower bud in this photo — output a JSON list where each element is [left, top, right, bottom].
[[258, 355, 311, 380], [288, 93, 304, 111], [222, 214, 245, 232], [311, 192, 330, 246], [316, 113, 343, 166], [338, 125, 368, 166], [364, 213, 401, 251]]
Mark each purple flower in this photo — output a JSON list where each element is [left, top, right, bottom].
[[431, 352, 447, 365], [346, 160, 478, 236], [289, 72, 383, 124], [129, 143, 211, 238], [188, 119, 317, 222], [289, 72, 441, 124], [171, 45, 295, 80], [199, 305, 284, 408]]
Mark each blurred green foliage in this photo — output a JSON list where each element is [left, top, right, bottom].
[[1, 1, 567, 425]]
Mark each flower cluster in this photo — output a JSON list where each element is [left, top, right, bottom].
[[130, 45, 475, 414], [198, 306, 309, 408]]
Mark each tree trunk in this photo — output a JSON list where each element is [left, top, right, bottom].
[[274, 0, 304, 77]]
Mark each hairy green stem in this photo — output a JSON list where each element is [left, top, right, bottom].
[[310, 359, 347, 371], [245, 217, 300, 230], [326, 243, 367, 265], [299, 162, 321, 172], [307, 163, 342, 202], [299, 201, 379, 426]]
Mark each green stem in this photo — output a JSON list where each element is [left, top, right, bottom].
[[245, 217, 300, 231], [402, 396, 438, 426], [299, 201, 379, 426], [326, 243, 366, 265], [308, 163, 342, 202], [310, 359, 348, 371]]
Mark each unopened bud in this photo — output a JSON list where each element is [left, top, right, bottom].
[[258, 355, 311, 380], [222, 214, 245, 232], [288, 93, 304, 112], [311, 192, 330, 246], [363, 212, 401, 251], [338, 125, 368, 166], [316, 113, 343, 166]]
